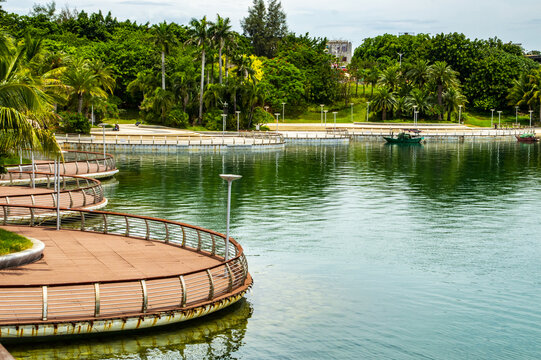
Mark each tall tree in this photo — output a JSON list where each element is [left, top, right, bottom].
[[213, 15, 232, 85], [526, 68, 541, 122], [428, 61, 458, 120], [442, 87, 467, 122], [372, 87, 396, 121], [242, 0, 287, 58], [241, 0, 266, 57], [187, 16, 211, 123], [265, 0, 287, 57], [151, 21, 177, 90]]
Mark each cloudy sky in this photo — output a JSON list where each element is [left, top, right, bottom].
[[4, 0, 541, 52]]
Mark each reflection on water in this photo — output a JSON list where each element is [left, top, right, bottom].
[[8, 300, 252, 360], [8, 141, 541, 359]]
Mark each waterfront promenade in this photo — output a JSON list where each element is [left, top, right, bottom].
[[0, 150, 252, 340]]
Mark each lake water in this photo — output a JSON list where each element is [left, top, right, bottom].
[[9, 140, 541, 359]]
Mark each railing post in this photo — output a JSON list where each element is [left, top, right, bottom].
[[179, 275, 187, 307], [145, 219, 150, 240], [164, 223, 169, 243], [140, 280, 148, 313], [225, 263, 233, 292], [102, 213, 108, 233], [94, 283, 100, 317], [181, 226, 186, 247], [42, 285, 48, 321], [197, 230, 202, 251], [30, 207, 35, 226], [125, 216, 130, 237], [206, 270, 214, 300], [2, 205, 6, 225], [80, 211, 85, 231], [211, 234, 216, 256]]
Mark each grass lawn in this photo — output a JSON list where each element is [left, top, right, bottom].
[[0, 228, 32, 255]]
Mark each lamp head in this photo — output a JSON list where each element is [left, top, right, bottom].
[[220, 174, 242, 182]]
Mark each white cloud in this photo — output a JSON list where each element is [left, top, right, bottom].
[[4, 0, 541, 51]]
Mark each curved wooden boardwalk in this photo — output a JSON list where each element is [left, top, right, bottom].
[[0, 151, 251, 340]]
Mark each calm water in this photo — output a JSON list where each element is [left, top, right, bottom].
[[9, 140, 541, 359]]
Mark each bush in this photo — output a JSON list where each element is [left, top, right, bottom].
[[164, 108, 189, 128], [202, 109, 224, 131], [252, 107, 274, 128], [59, 112, 91, 134]]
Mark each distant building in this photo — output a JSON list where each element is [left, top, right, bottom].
[[326, 40, 353, 64]]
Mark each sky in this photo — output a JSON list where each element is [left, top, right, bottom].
[[4, 0, 541, 52]]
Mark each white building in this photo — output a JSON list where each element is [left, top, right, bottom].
[[326, 40, 353, 64]]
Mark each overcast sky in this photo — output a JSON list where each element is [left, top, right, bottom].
[[4, 0, 541, 52]]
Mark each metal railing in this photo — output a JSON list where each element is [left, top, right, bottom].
[[348, 128, 533, 138], [3, 150, 116, 183], [55, 132, 284, 146], [0, 204, 249, 324], [0, 171, 104, 212]]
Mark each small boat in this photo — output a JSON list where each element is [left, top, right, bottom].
[[516, 133, 538, 143], [383, 129, 424, 144]]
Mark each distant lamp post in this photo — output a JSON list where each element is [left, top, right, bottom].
[[264, 105, 269, 113], [415, 111, 419, 126], [221, 114, 227, 134], [490, 109, 495, 128], [350, 103, 354, 122], [332, 111, 338, 130], [98, 123, 106, 162], [515, 106, 519, 127], [529, 109, 533, 127], [398, 52, 403, 66], [219, 174, 242, 261], [320, 104, 324, 124], [236, 111, 241, 132], [366, 101, 370, 122], [458, 105, 462, 124], [497, 110, 502, 128], [281, 102, 286, 123], [324, 110, 328, 128], [274, 113, 280, 131], [412, 105, 418, 125], [91, 104, 95, 127]]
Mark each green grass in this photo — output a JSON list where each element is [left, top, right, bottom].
[[0, 228, 32, 255]]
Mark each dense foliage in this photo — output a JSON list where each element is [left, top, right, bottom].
[[353, 33, 540, 119]]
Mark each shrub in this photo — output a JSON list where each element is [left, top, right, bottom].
[[58, 112, 91, 134]]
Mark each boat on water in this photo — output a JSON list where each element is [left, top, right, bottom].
[[383, 129, 424, 144], [516, 133, 538, 143]]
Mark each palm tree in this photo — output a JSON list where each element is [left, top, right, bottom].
[[213, 15, 233, 85], [526, 68, 541, 123], [0, 34, 60, 164], [187, 16, 212, 124], [428, 61, 459, 120], [378, 64, 401, 92], [141, 88, 175, 124], [442, 87, 467, 122], [151, 22, 177, 90], [507, 74, 531, 108], [406, 88, 430, 116], [372, 87, 396, 121], [406, 59, 430, 89], [366, 67, 380, 97]]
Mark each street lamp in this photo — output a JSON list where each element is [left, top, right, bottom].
[[236, 111, 241, 132], [332, 111, 338, 130], [219, 174, 242, 261], [221, 114, 227, 134], [274, 113, 280, 131], [415, 111, 419, 126], [497, 110, 502, 128], [324, 110, 328, 128], [412, 105, 418, 125], [320, 104, 324, 124], [458, 105, 462, 124], [98, 123, 106, 163], [398, 52, 403, 66], [490, 109, 495, 128], [350, 103, 354, 122], [264, 105, 269, 113], [366, 102, 370, 122], [281, 102, 286, 123], [529, 110, 533, 127], [515, 106, 519, 127]]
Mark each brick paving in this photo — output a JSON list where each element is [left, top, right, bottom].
[[0, 226, 220, 286]]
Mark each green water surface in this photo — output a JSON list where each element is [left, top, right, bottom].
[[9, 141, 541, 359]]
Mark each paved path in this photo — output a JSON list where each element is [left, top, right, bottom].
[[0, 226, 220, 286]]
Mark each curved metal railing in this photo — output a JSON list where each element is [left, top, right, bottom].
[[1, 150, 116, 183], [0, 171, 104, 212], [0, 204, 249, 324]]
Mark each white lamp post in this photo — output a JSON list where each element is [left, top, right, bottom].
[[398, 52, 403, 66], [320, 104, 324, 124], [490, 109, 495, 128], [497, 110, 502, 128], [458, 105, 462, 124], [98, 123, 106, 163], [236, 111, 241, 132], [350, 103, 354, 122], [366, 102, 370, 122], [274, 113, 280, 131], [515, 106, 519, 127], [332, 111, 337, 130], [56, 158, 61, 230], [264, 105, 269, 113], [219, 174, 242, 261], [281, 102, 286, 123], [221, 114, 227, 134], [529, 110, 533, 127], [412, 105, 417, 125], [415, 111, 419, 126], [324, 110, 328, 128], [91, 104, 95, 127]]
